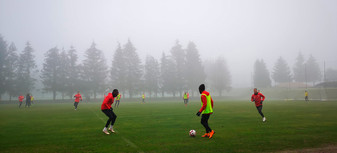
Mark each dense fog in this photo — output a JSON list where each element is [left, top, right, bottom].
[[0, 0, 336, 100]]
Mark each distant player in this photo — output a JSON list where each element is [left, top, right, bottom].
[[114, 93, 121, 108], [187, 92, 189, 103], [142, 93, 145, 103], [183, 92, 188, 105], [305, 90, 309, 102], [18, 94, 24, 108], [196, 84, 215, 139], [73, 91, 82, 110], [25, 93, 31, 108], [251, 88, 266, 122], [30, 95, 34, 104], [101, 89, 119, 135]]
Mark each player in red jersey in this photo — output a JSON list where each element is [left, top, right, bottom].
[[101, 89, 119, 135], [73, 91, 82, 110], [18, 94, 24, 108], [251, 88, 266, 122]]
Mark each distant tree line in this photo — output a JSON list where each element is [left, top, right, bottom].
[[0, 35, 232, 101], [253, 52, 333, 88]]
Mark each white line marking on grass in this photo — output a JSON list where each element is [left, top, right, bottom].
[[88, 107, 144, 153]]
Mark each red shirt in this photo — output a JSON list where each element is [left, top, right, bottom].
[[199, 91, 214, 114], [101, 93, 114, 110], [74, 93, 82, 102], [18, 96, 24, 102], [251, 93, 265, 107]]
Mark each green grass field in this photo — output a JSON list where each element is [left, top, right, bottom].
[[1, 100, 337, 153]]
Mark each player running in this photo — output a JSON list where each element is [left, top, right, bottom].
[[251, 88, 266, 122], [101, 89, 119, 135], [114, 93, 121, 108], [196, 84, 215, 139], [18, 94, 24, 108], [73, 91, 82, 110]]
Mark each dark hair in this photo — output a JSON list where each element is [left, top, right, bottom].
[[199, 84, 205, 92]]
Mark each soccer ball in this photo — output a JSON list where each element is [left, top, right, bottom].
[[189, 130, 196, 137]]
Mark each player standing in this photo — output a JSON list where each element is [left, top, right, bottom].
[[101, 89, 119, 135], [196, 84, 215, 139], [25, 93, 31, 108], [114, 93, 121, 108], [73, 91, 82, 110], [251, 88, 266, 122], [305, 90, 309, 102], [18, 94, 24, 108], [142, 93, 145, 103], [30, 95, 34, 104], [183, 92, 188, 106]]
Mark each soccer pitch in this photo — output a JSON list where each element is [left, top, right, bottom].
[[1, 100, 337, 153]]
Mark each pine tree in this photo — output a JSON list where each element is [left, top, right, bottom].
[[111, 43, 127, 95], [67, 46, 80, 98], [205, 57, 231, 96], [184, 42, 206, 96], [17, 42, 37, 94], [41, 47, 60, 101], [272, 56, 292, 84], [144, 55, 160, 97], [293, 52, 305, 82], [123, 40, 142, 98], [253, 59, 271, 88], [305, 55, 321, 85], [0, 35, 8, 101], [58, 48, 71, 99], [5, 42, 19, 101], [160, 52, 177, 96], [170, 40, 185, 97], [82, 42, 107, 99]]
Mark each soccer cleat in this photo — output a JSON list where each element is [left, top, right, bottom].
[[263, 117, 266, 122], [201, 133, 210, 138], [209, 130, 215, 139], [108, 127, 115, 133], [103, 128, 110, 135]]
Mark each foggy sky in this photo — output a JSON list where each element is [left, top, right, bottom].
[[1, 0, 336, 87]]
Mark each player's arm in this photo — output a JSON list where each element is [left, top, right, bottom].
[[80, 95, 82, 101], [260, 93, 265, 101], [251, 95, 254, 102]]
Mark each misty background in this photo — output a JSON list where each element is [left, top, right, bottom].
[[1, 0, 337, 101]]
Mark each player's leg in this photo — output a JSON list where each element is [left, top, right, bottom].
[[74, 102, 78, 110], [117, 100, 120, 107], [102, 109, 113, 134], [108, 109, 117, 132], [19, 102, 22, 108], [201, 114, 211, 137], [256, 106, 266, 122], [257, 106, 264, 117]]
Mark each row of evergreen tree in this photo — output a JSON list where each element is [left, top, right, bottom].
[[253, 52, 326, 88], [0, 35, 231, 101]]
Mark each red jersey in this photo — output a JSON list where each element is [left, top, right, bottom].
[[251, 93, 265, 107], [101, 93, 114, 110], [18, 96, 24, 102], [199, 91, 214, 113], [74, 93, 82, 102]]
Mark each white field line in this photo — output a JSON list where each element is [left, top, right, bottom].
[[89, 108, 144, 153]]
